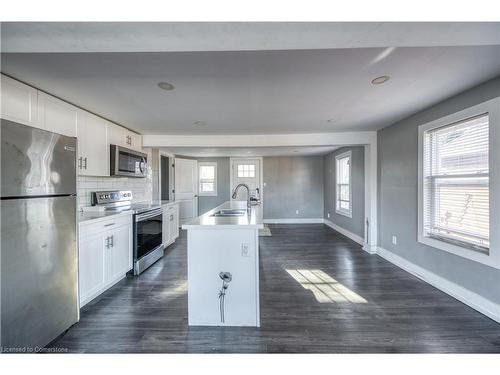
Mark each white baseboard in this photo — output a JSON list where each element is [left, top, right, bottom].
[[323, 219, 365, 246], [362, 244, 378, 254], [263, 218, 324, 224], [377, 246, 500, 323]]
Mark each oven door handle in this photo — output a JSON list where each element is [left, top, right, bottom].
[[136, 210, 163, 221]]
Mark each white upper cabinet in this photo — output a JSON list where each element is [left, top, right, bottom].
[[128, 132, 142, 151], [37, 92, 78, 137], [108, 121, 142, 151], [77, 111, 109, 176], [2, 74, 142, 175], [1, 75, 39, 127]]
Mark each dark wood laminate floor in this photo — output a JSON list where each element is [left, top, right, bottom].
[[50, 224, 500, 353]]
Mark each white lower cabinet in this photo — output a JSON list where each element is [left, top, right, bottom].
[[79, 215, 132, 306], [162, 204, 180, 247]]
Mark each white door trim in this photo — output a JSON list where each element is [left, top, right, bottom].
[[230, 157, 264, 208]]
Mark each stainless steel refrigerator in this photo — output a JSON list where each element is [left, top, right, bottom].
[[1, 119, 79, 351]]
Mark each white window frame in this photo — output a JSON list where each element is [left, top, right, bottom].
[[335, 151, 353, 218], [417, 98, 500, 269], [198, 162, 217, 197]]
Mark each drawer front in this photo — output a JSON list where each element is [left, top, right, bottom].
[[80, 214, 131, 238]]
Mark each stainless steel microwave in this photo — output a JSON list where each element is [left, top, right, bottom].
[[110, 145, 147, 178]]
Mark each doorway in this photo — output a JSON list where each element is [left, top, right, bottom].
[[230, 157, 263, 206]]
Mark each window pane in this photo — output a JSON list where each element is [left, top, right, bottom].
[[200, 182, 214, 192], [339, 184, 349, 201], [427, 115, 489, 176], [429, 177, 489, 247], [336, 153, 351, 215], [423, 114, 489, 250], [237, 164, 255, 178], [199, 165, 215, 180]]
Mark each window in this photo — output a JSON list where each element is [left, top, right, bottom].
[[335, 151, 352, 217], [421, 114, 489, 253], [198, 162, 217, 196], [237, 164, 255, 178]]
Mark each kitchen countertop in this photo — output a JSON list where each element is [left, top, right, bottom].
[[78, 210, 132, 224], [153, 200, 178, 206], [182, 201, 263, 230], [78, 200, 177, 224]]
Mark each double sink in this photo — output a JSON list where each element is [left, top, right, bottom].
[[211, 209, 248, 217]]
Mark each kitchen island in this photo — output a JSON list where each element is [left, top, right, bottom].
[[182, 201, 263, 327]]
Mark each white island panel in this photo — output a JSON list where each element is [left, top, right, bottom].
[[187, 227, 260, 326]]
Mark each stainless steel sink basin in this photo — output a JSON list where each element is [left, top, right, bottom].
[[211, 209, 247, 217]]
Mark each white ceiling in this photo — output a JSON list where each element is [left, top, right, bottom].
[[2, 46, 500, 135], [162, 146, 340, 157], [1, 23, 499, 136], [2, 22, 500, 53]]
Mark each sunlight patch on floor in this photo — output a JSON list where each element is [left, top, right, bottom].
[[285, 269, 367, 303]]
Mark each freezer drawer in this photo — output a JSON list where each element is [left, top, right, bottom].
[[1, 196, 79, 350]]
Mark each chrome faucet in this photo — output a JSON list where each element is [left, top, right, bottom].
[[231, 183, 251, 212]]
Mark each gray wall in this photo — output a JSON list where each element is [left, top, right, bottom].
[[324, 147, 365, 238], [378, 76, 500, 304], [263, 156, 324, 220], [195, 157, 230, 215]]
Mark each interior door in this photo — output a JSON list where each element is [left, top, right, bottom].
[[231, 158, 261, 202], [175, 158, 198, 224]]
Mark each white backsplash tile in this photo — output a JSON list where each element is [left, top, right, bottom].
[[77, 173, 152, 208]]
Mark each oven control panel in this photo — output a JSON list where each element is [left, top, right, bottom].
[[91, 190, 133, 206]]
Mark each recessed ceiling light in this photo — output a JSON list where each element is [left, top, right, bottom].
[[371, 75, 390, 85], [194, 121, 206, 126], [246, 151, 252, 154], [158, 82, 175, 91]]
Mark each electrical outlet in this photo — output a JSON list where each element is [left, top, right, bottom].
[[296, 210, 299, 215], [327, 213, 330, 218], [241, 243, 249, 257], [392, 235, 397, 245]]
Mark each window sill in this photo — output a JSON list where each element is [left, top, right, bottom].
[[417, 235, 499, 269], [335, 209, 352, 218]]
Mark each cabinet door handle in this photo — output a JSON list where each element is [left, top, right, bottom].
[[103, 223, 115, 227], [110, 235, 114, 247], [83, 157, 88, 170], [170, 214, 174, 221], [78, 157, 82, 169], [105, 236, 110, 249]]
